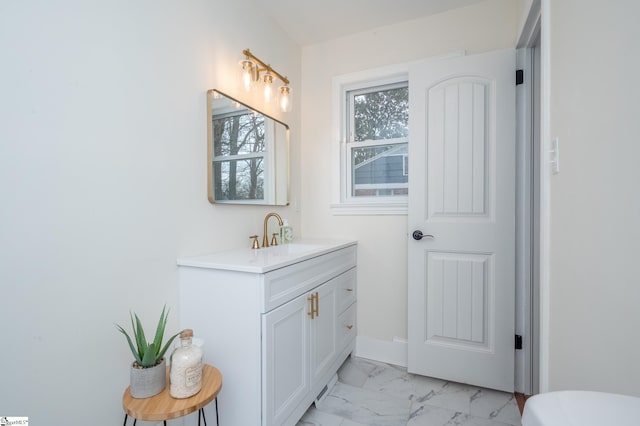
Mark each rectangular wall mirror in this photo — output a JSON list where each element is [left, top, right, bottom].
[[207, 89, 289, 205]]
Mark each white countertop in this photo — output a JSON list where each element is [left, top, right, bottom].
[[176, 239, 357, 273]]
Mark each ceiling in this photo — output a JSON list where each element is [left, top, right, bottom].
[[256, 0, 488, 46]]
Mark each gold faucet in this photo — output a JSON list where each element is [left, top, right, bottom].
[[262, 212, 283, 247]]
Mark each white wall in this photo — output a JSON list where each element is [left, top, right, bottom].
[[547, 0, 640, 395], [300, 0, 519, 354], [0, 1, 300, 423], [516, 0, 536, 38]]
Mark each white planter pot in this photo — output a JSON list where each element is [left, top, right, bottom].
[[130, 358, 166, 398]]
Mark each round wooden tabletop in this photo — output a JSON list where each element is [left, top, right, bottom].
[[122, 364, 222, 421]]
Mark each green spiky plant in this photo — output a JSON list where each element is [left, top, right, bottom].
[[116, 305, 181, 368]]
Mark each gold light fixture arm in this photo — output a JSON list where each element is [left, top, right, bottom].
[[243, 49, 290, 85]]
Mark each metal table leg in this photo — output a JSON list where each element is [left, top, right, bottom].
[[123, 397, 217, 426], [123, 414, 166, 426]]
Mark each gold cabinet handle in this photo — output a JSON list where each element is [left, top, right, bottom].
[[307, 292, 320, 319], [314, 292, 319, 317], [345, 288, 353, 292], [307, 295, 315, 319], [346, 325, 353, 330]]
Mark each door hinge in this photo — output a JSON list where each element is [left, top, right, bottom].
[[515, 334, 523, 350], [516, 69, 524, 85]]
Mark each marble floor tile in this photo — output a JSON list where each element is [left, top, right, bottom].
[[297, 357, 522, 426], [468, 388, 521, 426], [338, 356, 385, 388], [298, 408, 344, 426], [413, 380, 478, 414], [298, 405, 370, 426], [408, 403, 515, 426], [315, 382, 412, 426], [361, 360, 417, 400]]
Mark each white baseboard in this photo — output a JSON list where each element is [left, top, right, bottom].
[[354, 335, 408, 368]]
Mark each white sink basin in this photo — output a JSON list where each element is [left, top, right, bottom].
[[177, 239, 356, 273]]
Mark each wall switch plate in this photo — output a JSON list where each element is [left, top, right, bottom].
[[550, 137, 560, 174]]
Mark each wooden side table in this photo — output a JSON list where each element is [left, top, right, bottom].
[[122, 364, 222, 426]]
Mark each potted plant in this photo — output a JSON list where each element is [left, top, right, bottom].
[[116, 305, 181, 398]]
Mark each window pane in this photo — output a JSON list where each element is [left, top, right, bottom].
[[213, 113, 265, 156], [213, 158, 264, 201], [352, 86, 408, 142], [351, 143, 408, 197]]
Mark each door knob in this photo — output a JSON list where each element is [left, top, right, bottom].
[[412, 230, 434, 241]]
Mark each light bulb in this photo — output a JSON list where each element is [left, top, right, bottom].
[[240, 59, 255, 92], [263, 72, 274, 103], [278, 85, 292, 112]]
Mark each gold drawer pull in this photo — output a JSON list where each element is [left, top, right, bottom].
[[307, 295, 315, 319], [307, 293, 319, 319], [345, 288, 353, 292], [346, 325, 353, 330]]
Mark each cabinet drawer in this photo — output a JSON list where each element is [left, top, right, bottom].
[[336, 268, 356, 315], [337, 303, 356, 352], [263, 245, 356, 312]]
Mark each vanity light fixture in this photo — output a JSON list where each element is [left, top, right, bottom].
[[240, 48, 291, 112]]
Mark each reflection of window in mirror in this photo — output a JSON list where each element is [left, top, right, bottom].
[[207, 90, 289, 206], [212, 110, 267, 201]]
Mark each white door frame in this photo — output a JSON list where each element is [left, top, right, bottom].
[[538, 0, 551, 394], [515, 29, 539, 396], [515, 0, 550, 395]]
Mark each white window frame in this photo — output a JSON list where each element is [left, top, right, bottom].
[[331, 63, 409, 215]]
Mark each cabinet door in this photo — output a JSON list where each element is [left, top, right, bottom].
[[309, 278, 338, 385], [262, 293, 311, 426]]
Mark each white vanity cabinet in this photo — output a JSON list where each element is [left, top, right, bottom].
[[177, 241, 357, 426]]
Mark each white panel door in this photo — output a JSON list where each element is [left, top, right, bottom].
[[407, 49, 516, 392]]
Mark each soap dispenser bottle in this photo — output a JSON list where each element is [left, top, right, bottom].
[[280, 220, 293, 244]]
